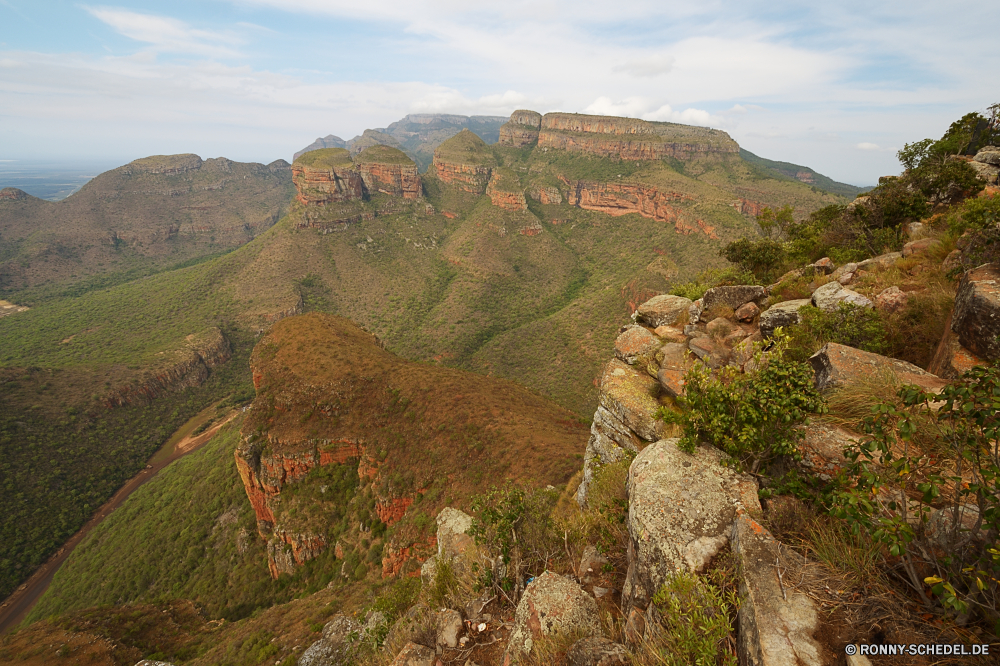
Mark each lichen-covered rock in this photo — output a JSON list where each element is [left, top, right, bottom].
[[902, 237, 941, 258], [657, 342, 693, 398], [688, 336, 727, 368], [389, 642, 435, 666], [730, 515, 826, 666], [970, 160, 1000, 184], [635, 294, 692, 328], [799, 422, 856, 479], [576, 402, 647, 506], [622, 439, 759, 613], [298, 615, 362, 666], [873, 286, 908, 313], [566, 636, 628, 666], [653, 325, 686, 342], [437, 608, 463, 649], [735, 301, 760, 322], [598, 359, 666, 443], [421, 507, 476, 584], [809, 343, 947, 393], [809, 257, 834, 274], [810, 281, 872, 312], [952, 263, 1000, 361], [759, 299, 810, 338], [701, 285, 767, 313], [504, 573, 601, 663], [614, 325, 660, 365]]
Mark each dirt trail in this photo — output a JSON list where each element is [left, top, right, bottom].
[[0, 411, 237, 634]]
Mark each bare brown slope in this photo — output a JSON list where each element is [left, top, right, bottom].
[[236, 313, 588, 577], [0, 154, 293, 294]]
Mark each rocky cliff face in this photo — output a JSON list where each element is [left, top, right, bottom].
[[432, 130, 497, 195], [485, 168, 527, 211], [355, 146, 421, 200], [498, 110, 542, 148], [292, 163, 365, 205], [565, 180, 718, 238], [102, 327, 231, 407], [536, 112, 739, 161]]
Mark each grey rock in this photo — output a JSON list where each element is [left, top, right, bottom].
[[702, 285, 768, 313], [384, 605, 434, 656], [810, 281, 872, 312], [598, 358, 667, 443], [731, 515, 826, 666], [759, 299, 810, 338], [974, 147, 1000, 166], [566, 636, 628, 666], [622, 439, 759, 614], [635, 294, 693, 328], [576, 405, 643, 506], [952, 263, 1000, 361], [437, 608, 463, 649], [389, 642, 435, 666], [809, 343, 947, 393], [830, 262, 858, 282], [298, 615, 362, 666], [874, 286, 908, 313], [856, 251, 902, 271], [579, 545, 609, 585], [504, 573, 601, 662], [735, 301, 760, 322], [614, 325, 661, 365], [688, 298, 704, 324]]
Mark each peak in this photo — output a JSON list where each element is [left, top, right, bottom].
[[434, 129, 495, 165], [354, 144, 414, 166], [0, 187, 32, 201], [125, 153, 203, 175], [293, 147, 353, 169]]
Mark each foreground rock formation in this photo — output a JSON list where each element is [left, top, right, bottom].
[[292, 146, 421, 205]]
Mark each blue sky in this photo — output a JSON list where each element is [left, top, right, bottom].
[[1, 1, 997, 185]]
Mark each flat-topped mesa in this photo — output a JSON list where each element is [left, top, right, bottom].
[[498, 109, 543, 147], [566, 179, 718, 239], [292, 148, 365, 205], [486, 167, 527, 211], [354, 145, 421, 200], [123, 153, 204, 176], [537, 112, 739, 160], [432, 129, 497, 194]]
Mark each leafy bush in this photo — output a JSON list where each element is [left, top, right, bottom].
[[719, 237, 787, 284], [662, 331, 825, 473], [669, 267, 758, 300], [833, 366, 1000, 632], [468, 483, 562, 602], [637, 572, 737, 666], [786, 303, 890, 361]]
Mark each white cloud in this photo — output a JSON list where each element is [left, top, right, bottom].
[[613, 54, 675, 78], [84, 6, 244, 58], [857, 142, 881, 150]]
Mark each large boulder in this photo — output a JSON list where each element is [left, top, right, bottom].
[[809, 343, 948, 393], [622, 439, 760, 614], [635, 294, 692, 328], [614, 325, 660, 365], [952, 264, 1000, 361], [504, 572, 601, 664], [420, 507, 476, 584], [298, 615, 362, 666], [902, 238, 940, 258], [799, 422, 857, 480], [701, 285, 767, 313], [873, 286, 908, 313], [731, 515, 827, 666], [598, 359, 667, 443], [975, 146, 1000, 166], [810, 281, 872, 312], [383, 604, 435, 657], [389, 642, 435, 666], [657, 342, 694, 398], [759, 299, 810, 338]]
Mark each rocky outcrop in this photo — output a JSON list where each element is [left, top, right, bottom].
[[599, 359, 668, 443], [929, 310, 986, 379], [759, 299, 810, 338], [292, 149, 365, 205], [299, 615, 363, 666], [485, 168, 527, 211], [701, 285, 767, 314], [389, 642, 435, 666], [504, 572, 601, 664], [952, 263, 1000, 361], [527, 183, 563, 204], [420, 507, 477, 584], [498, 110, 541, 147], [565, 180, 717, 238], [971, 147, 1000, 184], [566, 637, 628, 666], [432, 130, 496, 194], [355, 146, 421, 200], [810, 281, 872, 312], [809, 343, 948, 393], [621, 439, 760, 614], [614, 325, 661, 365], [103, 328, 231, 407], [538, 112, 739, 161], [634, 294, 692, 328], [124, 153, 203, 175], [0, 187, 30, 201]]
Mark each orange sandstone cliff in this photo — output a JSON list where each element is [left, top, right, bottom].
[[432, 129, 497, 194]]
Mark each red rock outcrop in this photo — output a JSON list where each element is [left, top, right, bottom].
[[376, 497, 414, 524], [102, 328, 231, 407], [381, 536, 435, 578], [0, 188, 30, 201], [529, 184, 563, 204], [537, 112, 739, 161], [565, 180, 718, 238], [432, 129, 496, 194], [499, 110, 543, 148], [433, 161, 493, 194], [355, 146, 421, 199], [292, 163, 364, 205], [735, 198, 766, 217], [486, 168, 527, 211], [268, 530, 328, 577]]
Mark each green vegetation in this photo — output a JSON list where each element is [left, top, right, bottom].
[[293, 148, 353, 168], [433, 129, 496, 165], [739, 148, 870, 198], [354, 145, 414, 165], [834, 366, 1000, 631], [786, 303, 890, 360], [662, 331, 825, 474]]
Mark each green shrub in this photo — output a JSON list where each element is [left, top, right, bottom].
[[641, 571, 737, 666], [662, 331, 825, 473], [833, 365, 1000, 632], [787, 303, 890, 361], [719, 237, 787, 284]]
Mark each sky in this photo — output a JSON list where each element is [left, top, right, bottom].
[[1, 1, 998, 186]]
